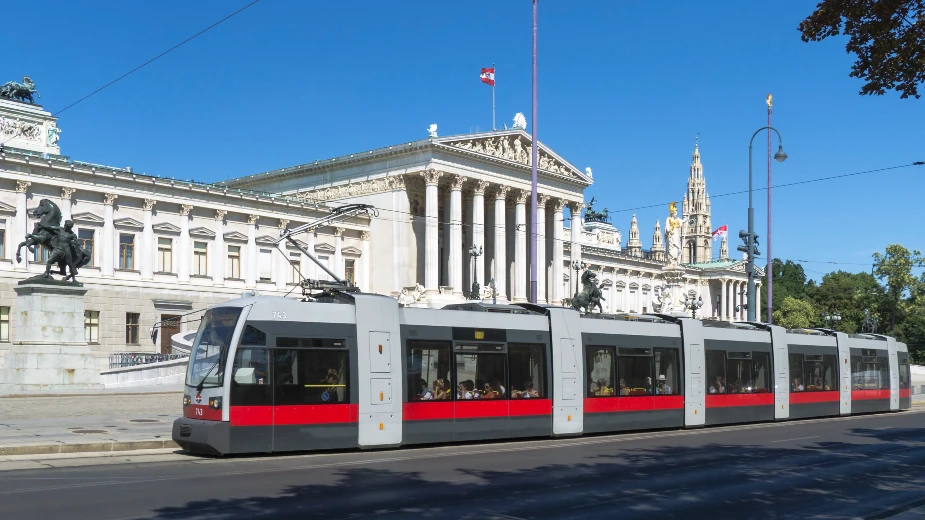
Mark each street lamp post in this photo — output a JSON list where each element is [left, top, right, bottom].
[[468, 245, 483, 300], [683, 294, 704, 319], [571, 260, 586, 298], [822, 310, 842, 329], [741, 127, 787, 322]]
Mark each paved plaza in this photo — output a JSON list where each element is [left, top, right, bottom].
[[0, 390, 181, 456]]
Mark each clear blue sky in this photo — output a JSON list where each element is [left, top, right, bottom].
[[5, 0, 923, 280]]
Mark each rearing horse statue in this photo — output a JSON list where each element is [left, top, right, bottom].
[[15, 199, 90, 282], [564, 270, 606, 314]]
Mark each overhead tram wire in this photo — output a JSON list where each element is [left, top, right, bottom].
[[0, 0, 262, 148]]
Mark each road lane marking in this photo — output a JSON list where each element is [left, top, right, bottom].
[[770, 436, 819, 443]]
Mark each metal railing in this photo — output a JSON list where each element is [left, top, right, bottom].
[[109, 353, 189, 369]]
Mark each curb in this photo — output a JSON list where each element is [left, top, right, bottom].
[[0, 391, 182, 399], [0, 439, 180, 456]]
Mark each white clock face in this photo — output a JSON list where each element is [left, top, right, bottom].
[[688, 218, 696, 226]]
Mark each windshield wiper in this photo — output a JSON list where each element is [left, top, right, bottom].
[[195, 354, 222, 393]]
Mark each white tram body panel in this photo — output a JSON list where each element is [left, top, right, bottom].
[[172, 294, 913, 456]]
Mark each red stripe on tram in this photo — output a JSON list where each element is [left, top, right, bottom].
[[851, 389, 891, 401], [789, 391, 840, 405], [229, 405, 359, 426], [900, 388, 912, 399], [455, 399, 509, 419], [705, 393, 774, 408], [404, 402, 454, 421], [508, 398, 553, 417], [583, 395, 684, 414]]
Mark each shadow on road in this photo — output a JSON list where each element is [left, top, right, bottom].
[[147, 426, 925, 520]]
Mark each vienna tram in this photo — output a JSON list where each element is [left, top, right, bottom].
[[173, 292, 912, 455]]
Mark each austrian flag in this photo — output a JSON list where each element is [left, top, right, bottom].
[[712, 225, 728, 241], [480, 67, 495, 86]]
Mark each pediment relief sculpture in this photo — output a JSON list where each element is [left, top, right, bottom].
[[445, 135, 579, 178]]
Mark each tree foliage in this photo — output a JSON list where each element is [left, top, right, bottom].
[[773, 296, 819, 329], [872, 244, 924, 331], [799, 0, 925, 99], [760, 259, 813, 321]]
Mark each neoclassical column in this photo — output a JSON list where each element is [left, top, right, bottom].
[[720, 278, 727, 321], [245, 214, 258, 288], [492, 185, 510, 299], [361, 230, 371, 292], [140, 199, 156, 280], [212, 210, 226, 286], [101, 193, 118, 277], [536, 194, 550, 303], [449, 175, 466, 296], [732, 281, 740, 321], [421, 169, 443, 294], [13, 181, 30, 270], [276, 219, 289, 289], [178, 205, 193, 284], [551, 199, 566, 304], [472, 180, 489, 291], [303, 226, 317, 282], [569, 201, 584, 265], [513, 189, 528, 302], [334, 227, 345, 280], [60, 187, 76, 222], [389, 175, 410, 291]]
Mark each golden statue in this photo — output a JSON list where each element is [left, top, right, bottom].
[[766, 94, 772, 108], [665, 202, 682, 265]]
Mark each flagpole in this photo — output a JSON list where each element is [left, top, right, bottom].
[[529, 0, 539, 303], [492, 63, 496, 131]]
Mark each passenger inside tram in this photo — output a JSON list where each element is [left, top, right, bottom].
[[656, 375, 672, 395], [458, 380, 477, 399], [433, 378, 449, 400], [418, 379, 434, 400], [709, 376, 726, 394], [522, 380, 539, 398], [482, 382, 499, 399], [619, 378, 628, 395], [793, 377, 804, 392]]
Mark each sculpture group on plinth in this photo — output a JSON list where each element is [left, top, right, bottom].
[[15, 199, 91, 283], [563, 269, 606, 314], [0, 75, 40, 104], [583, 197, 610, 224]]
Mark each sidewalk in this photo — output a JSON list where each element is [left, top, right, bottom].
[[0, 389, 180, 456]]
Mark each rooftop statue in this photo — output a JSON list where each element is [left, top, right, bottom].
[[512, 112, 527, 130], [583, 197, 610, 223], [15, 199, 91, 283], [0, 76, 40, 104], [563, 270, 605, 314], [665, 202, 682, 266]]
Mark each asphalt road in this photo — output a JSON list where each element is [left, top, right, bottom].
[[1, 411, 924, 520]]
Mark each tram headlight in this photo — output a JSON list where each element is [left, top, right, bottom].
[[183, 394, 191, 407], [209, 397, 223, 410]]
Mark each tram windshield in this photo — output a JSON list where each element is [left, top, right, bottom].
[[186, 307, 243, 389]]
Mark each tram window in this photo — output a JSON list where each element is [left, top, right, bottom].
[[618, 352, 654, 396], [241, 324, 266, 346], [455, 353, 506, 399], [823, 355, 837, 391], [804, 355, 824, 391], [899, 357, 910, 389], [407, 341, 452, 401], [230, 347, 272, 406], [587, 346, 616, 397], [851, 355, 879, 390], [706, 350, 726, 394], [725, 355, 754, 394], [878, 357, 890, 390], [273, 347, 349, 405], [277, 337, 345, 348], [752, 352, 770, 393], [509, 344, 546, 399], [789, 354, 804, 392], [653, 348, 679, 395]]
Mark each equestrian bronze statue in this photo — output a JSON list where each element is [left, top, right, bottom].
[[563, 270, 606, 314], [15, 199, 91, 283]]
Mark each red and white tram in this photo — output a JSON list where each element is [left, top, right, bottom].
[[173, 292, 912, 456]]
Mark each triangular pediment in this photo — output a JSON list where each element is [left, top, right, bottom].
[[434, 129, 592, 185], [189, 226, 216, 238], [341, 246, 362, 255], [0, 200, 15, 216], [314, 242, 336, 253], [256, 235, 276, 245], [70, 212, 104, 225], [113, 217, 143, 229], [285, 239, 309, 250], [153, 222, 181, 235], [223, 231, 248, 242]]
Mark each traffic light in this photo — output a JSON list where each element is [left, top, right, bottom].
[[737, 230, 749, 254]]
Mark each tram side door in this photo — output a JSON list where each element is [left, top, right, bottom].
[[353, 294, 403, 448]]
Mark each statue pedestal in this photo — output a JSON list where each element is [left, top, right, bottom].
[[0, 281, 101, 391]]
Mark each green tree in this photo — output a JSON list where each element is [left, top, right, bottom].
[[773, 296, 819, 330], [812, 270, 884, 332], [872, 244, 924, 332], [761, 259, 813, 321], [799, 1, 925, 99]]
